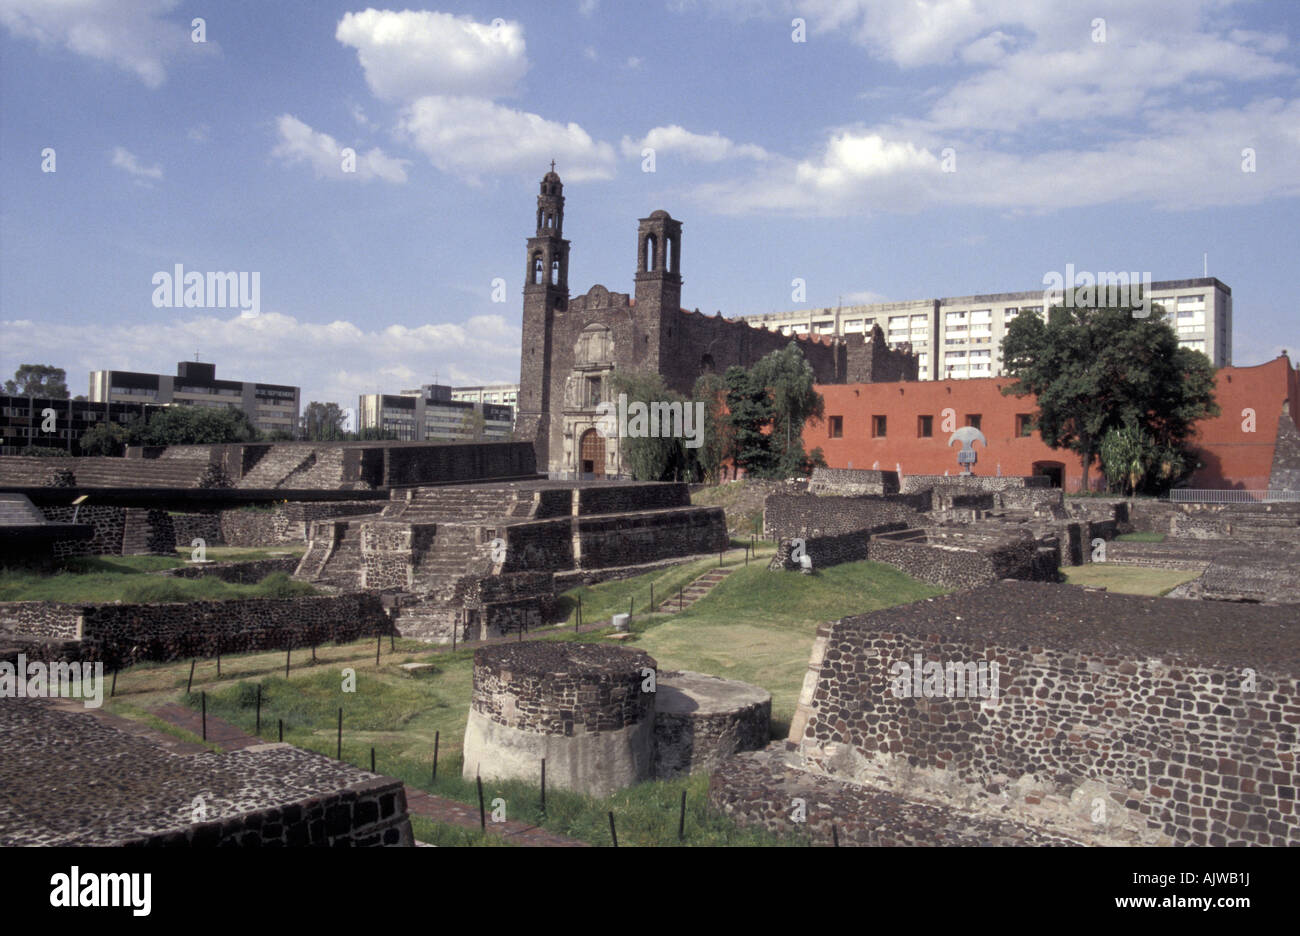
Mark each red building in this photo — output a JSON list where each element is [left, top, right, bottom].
[[806, 355, 1300, 492]]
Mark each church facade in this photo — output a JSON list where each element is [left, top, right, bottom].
[[515, 169, 918, 477]]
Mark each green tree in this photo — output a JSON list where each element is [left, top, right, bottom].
[[5, 364, 69, 398], [1001, 293, 1218, 493], [608, 371, 702, 481], [724, 365, 776, 477], [138, 406, 258, 445], [458, 408, 487, 441], [751, 342, 825, 478], [303, 401, 348, 441], [78, 420, 134, 456], [692, 372, 730, 484]]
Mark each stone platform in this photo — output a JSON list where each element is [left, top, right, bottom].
[[0, 698, 413, 846]]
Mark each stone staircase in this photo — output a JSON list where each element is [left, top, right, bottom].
[[411, 525, 486, 592], [658, 566, 734, 613], [0, 456, 210, 488], [0, 493, 45, 525], [236, 447, 316, 488], [317, 523, 364, 589], [290, 448, 348, 489], [120, 508, 156, 555], [384, 486, 531, 524]]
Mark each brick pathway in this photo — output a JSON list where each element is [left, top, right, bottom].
[[149, 702, 588, 847]]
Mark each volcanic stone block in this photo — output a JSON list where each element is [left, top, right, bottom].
[[653, 670, 771, 778], [462, 641, 657, 797]]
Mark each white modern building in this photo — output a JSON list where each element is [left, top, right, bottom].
[[358, 384, 513, 442], [740, 277, 1232, 380]]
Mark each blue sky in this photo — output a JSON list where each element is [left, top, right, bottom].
[[2, 0, 1297, 419]]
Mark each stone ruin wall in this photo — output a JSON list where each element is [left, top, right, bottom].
[[794, 609, 1299, 847], [124, 773, 412, 847], [764, 492, 929, 539], [863, 536, 1050, 588], [221, 501, 381, 547], [807, 468, 900, 497], [38, 505, 175, 558], [0, 593, 392, 668]]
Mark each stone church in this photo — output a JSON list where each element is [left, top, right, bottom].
[[515, 168, 917, 478]]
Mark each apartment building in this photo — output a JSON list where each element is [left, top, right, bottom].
[[89, 361, 300, 435], [358, 383, 513, 442], [741, 277, 1232, 380], [450, 383, 519, 421], [0, 395, 156, 455]]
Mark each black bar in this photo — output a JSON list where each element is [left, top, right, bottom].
[[679, 789, 687, 842], [432, 730, 439, 782], [110, 668, 116, 697], [477, 776, 486, 833], [370, 747, 375, 773], [311, 643, 316, 663], [216, 643, 220, 677], [679, 587, 683, 611], [608, 811, 618, 847], [540, 758, 546, 814], [452, 627, 457, 651], [376, 636, 381, 666], [337, 707, 342, 760], [278, 718, 283, 742], [389, 633, 394, 652], [186, 658, 195, 695], [832, 825, 839, 847], [628, 596, 633, 619], [285, 646, 290, 678], [201, 691, 206, 741], [255, 684, 261, 735]]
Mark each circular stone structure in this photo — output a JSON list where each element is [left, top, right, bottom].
[[652, 671, 772, 779], [462, 641, 658, 797]]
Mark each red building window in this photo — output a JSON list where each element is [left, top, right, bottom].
[[918, 415, 933, 438], [965, 414, 982, 430], [1016, 414, 1034, 437], [828, 416, 843, 438], [872, 415, 887, 437]]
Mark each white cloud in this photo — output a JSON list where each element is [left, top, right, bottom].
[[1, 311, 520, 410], [335, 9, 527, 100], [110, 147, 162, 180], [626, 56, 643, 69], [0, 0, 211, 88], [400, 97, 616, 182], [693, 98, 1300, 216], [187, 124, 210, 143], [271, 115, 410, 183], [621, 125, 769, 162], [578, 0, 601, 16]]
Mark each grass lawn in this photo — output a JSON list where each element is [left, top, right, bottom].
[[1115, 531, 1167, 543], [1062, 564, 1200, 596], [0, 563, 315, 602], [175, 545, 306, 562], [626, 559, 946, 735]]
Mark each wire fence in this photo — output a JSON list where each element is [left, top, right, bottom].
[[1168, 489, 1300, 504]]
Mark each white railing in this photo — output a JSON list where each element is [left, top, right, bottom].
[[1169, 489, 1300, 503]]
